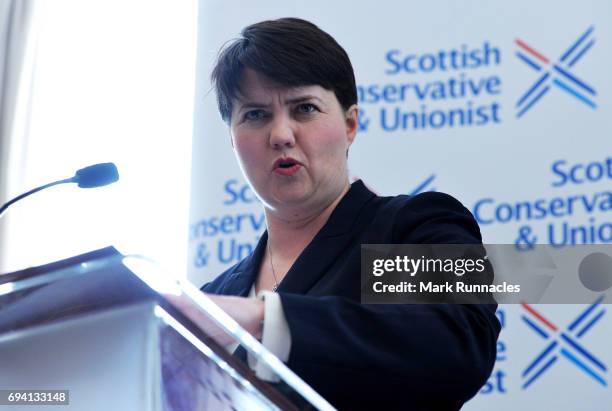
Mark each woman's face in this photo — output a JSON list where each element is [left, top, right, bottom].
[[229, 69, 358, 218]]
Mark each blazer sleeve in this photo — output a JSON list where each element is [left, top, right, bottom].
[[277, 192, 501, 410]]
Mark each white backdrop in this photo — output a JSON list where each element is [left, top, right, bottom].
[[189, 1, 612, 409], [0, 0, 196, 275]]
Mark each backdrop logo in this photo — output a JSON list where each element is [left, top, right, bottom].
[[521, 296, 607, 389], [408, 174, 437, 195], [515, 26, 597, 118]]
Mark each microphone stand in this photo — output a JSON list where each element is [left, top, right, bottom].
[[0, 178, 75, 219]]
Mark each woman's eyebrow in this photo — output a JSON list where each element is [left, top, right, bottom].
[[285, 95, 324, 105], [236, 101, 269, 112], [237, 95, 324, 111]]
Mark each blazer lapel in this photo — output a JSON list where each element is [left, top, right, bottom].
[[219, 232, 267, 297]]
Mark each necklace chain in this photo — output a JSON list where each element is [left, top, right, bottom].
[[267, 242, 279, 292]]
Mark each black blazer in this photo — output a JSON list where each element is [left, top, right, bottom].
[[202, 180, 500, 410]]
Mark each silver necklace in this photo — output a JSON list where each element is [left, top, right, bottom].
[[267, 242, 279, 292]]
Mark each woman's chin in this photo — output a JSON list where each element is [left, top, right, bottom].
[[264, 184, 314, 209], [272, 190, 310, 206]]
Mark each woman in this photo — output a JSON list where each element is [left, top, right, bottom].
[[198, 18, 500, 410]]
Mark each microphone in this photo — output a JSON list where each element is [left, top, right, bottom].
[[0, 162, 119, 218], [73, 162, 119, 188]]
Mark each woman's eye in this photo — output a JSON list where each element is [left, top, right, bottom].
[[296, 103, 317, 114], [244, 110, 266, 121]]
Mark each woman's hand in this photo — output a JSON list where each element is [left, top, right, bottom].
[[163, 292, 264, 346]]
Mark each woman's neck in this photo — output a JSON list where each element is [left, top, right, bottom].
[[264, 182, 350, 262]]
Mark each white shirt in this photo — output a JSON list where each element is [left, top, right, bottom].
[[227, 285, 292, 382]]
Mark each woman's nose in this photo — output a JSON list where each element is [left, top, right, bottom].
[[268, 115, 296, 149]]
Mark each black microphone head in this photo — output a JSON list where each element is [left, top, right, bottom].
[[75, 163, 119, 188]]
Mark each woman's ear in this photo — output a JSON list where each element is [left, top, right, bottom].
[[345, 104, 359, 146]]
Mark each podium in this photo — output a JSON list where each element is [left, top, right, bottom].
[[0, 247, 335, 410]]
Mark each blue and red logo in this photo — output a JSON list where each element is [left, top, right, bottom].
[[515, 27, 597, 118], [521, 296, 607, 389]]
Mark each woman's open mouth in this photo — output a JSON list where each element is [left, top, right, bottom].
[[273, 158, 302, 176]]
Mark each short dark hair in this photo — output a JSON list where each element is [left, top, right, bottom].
[[211, 18, 357, 123]]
